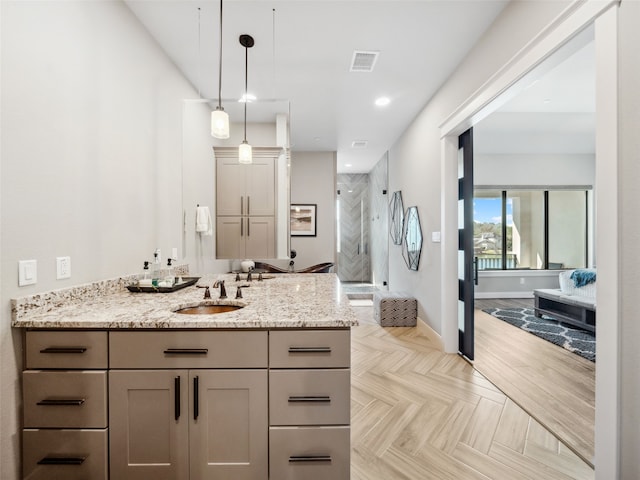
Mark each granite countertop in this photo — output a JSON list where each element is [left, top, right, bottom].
[[11, 273, 358, 329]]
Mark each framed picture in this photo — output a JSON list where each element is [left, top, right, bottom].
[[290, 204, 317, 236]]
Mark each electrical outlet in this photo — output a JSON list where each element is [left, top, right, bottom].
[[56, 256, 71, 279]]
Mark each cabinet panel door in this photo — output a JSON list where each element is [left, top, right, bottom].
[[216, 216, 245, 259], [190, 370, 268, 480], [216, 160, 245, 216], [245, 157, 275, 216], [245, 217, 276, 258], [109, 370, 189, 480]]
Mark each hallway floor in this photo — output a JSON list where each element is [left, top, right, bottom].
[[349, 304, 593, 479]]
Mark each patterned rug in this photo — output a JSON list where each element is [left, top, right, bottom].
[[483, 307, 595, 362]]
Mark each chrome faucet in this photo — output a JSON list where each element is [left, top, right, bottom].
[[212, 280, 227, 299]]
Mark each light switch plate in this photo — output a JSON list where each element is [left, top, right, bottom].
[[431, 231, 441, 243], [19, 259, 37, 286], [56, 256, 71, 279]]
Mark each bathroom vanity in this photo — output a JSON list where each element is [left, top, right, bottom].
[[13, 273, 357, 480]]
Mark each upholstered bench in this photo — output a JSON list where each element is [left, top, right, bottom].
[[373, 292, 417, 327]]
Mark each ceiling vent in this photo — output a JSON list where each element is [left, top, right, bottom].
[[351, 140, 368, 148], [350, 51, 379, 72]]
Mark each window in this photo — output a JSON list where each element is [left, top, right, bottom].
[[474, 188, 590, 270]]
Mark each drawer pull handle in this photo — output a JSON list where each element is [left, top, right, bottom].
[[288, 395, 331, 403], [289, 455, 332, 463], [37, 398, 85, 406], [175, 376, 181, 421], [40, 347, 87, 354], [288, 346, 331, 353], [37, 456, 86, 465], [164, 348, 208, 355]]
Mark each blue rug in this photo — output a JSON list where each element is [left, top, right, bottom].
[[483, 307, 595, 362]]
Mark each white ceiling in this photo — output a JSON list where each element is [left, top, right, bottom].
[[474, 27, 595, 155], [124, 0, 509, 173]]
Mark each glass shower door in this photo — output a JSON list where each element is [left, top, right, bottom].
[[337, 174, 370, 283]]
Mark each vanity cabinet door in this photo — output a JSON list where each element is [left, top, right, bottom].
[[244, 158, 275, 216], [216, 216, 245, 259], [245, 216, 275, 258], [189, 370, 268, 480], [216, 156, 275, 217], [109, 370, 189, 480], [217, 216, 275, 259]]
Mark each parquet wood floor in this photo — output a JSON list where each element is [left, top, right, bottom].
[[350, 317, 594, 479], [473, 306, 595, 466]]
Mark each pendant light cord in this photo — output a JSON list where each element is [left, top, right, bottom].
[[217, 0, 223, 109], [197, 7, 202, 98], [243, 43, 248, 142]]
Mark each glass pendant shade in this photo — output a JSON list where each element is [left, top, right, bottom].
[[239, 141, 252, 164], [211, 108, 230, 139]]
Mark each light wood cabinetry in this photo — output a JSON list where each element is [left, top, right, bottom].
[[216, 215, 275, 260], [22, 327, 350, 480], [269, 330, 351, 480], [214, 147, 281, 259], [21, 330, 108, 480], [109, 331, 269, 480]]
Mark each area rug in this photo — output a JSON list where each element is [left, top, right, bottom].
[[483, 307, 595, 362]]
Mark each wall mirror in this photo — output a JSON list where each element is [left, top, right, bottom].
[[181, 98, 291, 260], [389, 191, 404, 245], [402, 206, 423, 271]]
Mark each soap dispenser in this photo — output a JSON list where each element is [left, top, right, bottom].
[[151, 251, 161, 287], [165, 258, 175, 287], [139, 261, 152, 287]]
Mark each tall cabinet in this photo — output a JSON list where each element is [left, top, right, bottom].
[[215, 147, 282, 259]]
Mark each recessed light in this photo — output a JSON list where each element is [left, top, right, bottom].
[[375, 97, 390, 107], [543, 98, 552, 104], [238, 93, 256, 103], [345, 164, 352, 168]]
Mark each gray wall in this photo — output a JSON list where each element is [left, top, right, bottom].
[[387, 0, 573, 331], [618, 2, 640, 476], [289, 152, 336, 270], [1, 2, 198, 477]]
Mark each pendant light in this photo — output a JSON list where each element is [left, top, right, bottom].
[[211, 0, 229, 138], [238, 34, 254, 164]]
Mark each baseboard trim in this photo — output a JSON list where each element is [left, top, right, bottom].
[[475, 291, 534, 299], [416, 317, 444, 350]]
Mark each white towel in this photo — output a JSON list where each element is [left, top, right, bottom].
[[196, 206, 213, 236]]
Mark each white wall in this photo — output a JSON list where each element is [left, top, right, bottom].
[[388, 0, 573, 333], [289, 152, 336, 270], [0, 2, 199, 477], [475, 153, 595, 186]]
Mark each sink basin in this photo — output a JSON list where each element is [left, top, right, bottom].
[[175, 304, 244, 315]]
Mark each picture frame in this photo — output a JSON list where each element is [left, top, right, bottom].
[[290, 204, 317, 236]]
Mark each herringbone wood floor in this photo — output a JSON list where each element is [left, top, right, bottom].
[[350, 315, 594, 479]]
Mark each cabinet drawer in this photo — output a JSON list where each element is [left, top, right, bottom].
[[270, 426, 350, 480], [269, 330, 350, 368], [270, 370, 350, 426], [23, 428, 108, 480], [23, 371, 107, 428], [109, 330, 268, 368], [25, 331, 107, 369]]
